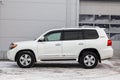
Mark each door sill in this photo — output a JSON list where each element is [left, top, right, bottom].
[[41, 59, 76, 61]]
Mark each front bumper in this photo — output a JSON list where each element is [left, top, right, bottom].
[[7, 49, 17, 61]]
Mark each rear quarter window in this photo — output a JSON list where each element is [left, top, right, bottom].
[[83, 30, 99, 39]]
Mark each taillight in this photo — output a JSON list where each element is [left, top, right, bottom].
[[107, 40, 112, 46]]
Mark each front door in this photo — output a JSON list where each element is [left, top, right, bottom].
[[38, 30, 63, 60]]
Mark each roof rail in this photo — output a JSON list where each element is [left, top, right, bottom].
[[81, 26, 100, 28]]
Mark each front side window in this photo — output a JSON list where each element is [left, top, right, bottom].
[[44, 31, 61, 41]]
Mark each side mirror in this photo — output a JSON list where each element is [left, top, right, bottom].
[[38, 36, 45, 42]]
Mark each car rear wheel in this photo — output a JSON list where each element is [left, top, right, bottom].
[[16, 51, 35, 68], [80, 51, 98, 69]]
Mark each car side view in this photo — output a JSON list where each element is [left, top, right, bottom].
[[7, 27, 113, 69]]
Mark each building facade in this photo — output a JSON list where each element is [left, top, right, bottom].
[[79, 0, 120, 58], [0, 0, 79, 59]]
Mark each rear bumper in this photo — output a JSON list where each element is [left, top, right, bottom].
[[100, 47, 113, 60]]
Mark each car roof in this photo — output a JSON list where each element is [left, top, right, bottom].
[[50, 27, 103, 31]]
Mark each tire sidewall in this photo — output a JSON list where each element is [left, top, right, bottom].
[[16, 51, 35, 68], [80, 51, 98, 69]]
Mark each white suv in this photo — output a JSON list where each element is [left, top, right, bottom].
[[7, 28, 113, 69]]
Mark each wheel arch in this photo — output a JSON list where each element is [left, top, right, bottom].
[[78, 48, 101, 63], [15, 49, 37, 62]]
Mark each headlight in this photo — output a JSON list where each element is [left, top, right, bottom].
[[9, 43, 17, 50]]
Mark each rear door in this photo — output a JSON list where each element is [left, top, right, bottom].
[[62, 30, 84, 59]]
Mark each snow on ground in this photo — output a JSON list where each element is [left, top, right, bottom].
[[0, 59, 120, 80]]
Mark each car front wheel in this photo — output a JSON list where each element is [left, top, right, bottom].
[[16, 51, 35, 68]]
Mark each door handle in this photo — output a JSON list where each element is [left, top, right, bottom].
[[55, 43, 61, 46], [78, 43, 84, 45]]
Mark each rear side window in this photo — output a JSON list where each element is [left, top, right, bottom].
[[63, 30, 83, 40], [83, 30, 99, 39]]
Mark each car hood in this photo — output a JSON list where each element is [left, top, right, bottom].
[[14, 41, 36, 45]]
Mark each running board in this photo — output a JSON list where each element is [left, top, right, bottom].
[[41, 59, 76, 61]]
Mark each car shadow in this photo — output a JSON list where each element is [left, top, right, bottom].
[[33, 63, 104, 69], [9, 61, 103, 69]]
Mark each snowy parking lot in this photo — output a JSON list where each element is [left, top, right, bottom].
[[0, 59, 120, 80]]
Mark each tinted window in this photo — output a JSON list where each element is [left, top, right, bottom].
[[78, 31, 83, 39], [63, 30, 83, 40], [83, 30, 99, 39], [44, 31, 61, 41]]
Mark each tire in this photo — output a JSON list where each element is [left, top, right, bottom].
[[16, 51, 35, 68], [80, 51, 98, 69]]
